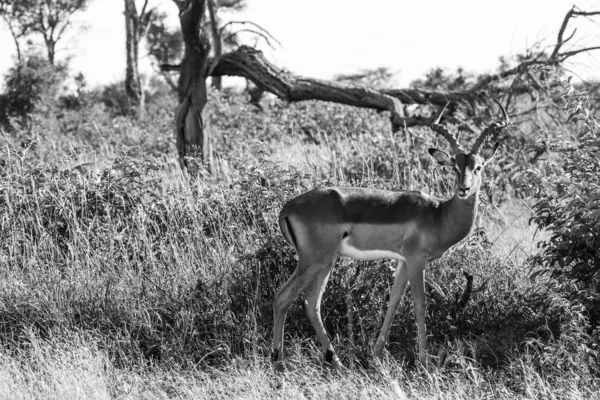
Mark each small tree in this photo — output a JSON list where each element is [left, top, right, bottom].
[[0, 1, 30, 63], [146, 10, 183, 91], [172, 0, 212, 171], [0, 54, 65, 125], [124, 0, 156, 117], [0, 0, 90, 66], [205, 0, 246, 90]]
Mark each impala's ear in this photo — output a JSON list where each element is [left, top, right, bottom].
[[482, 142, 500, 165], [428, 148, 454, 167]]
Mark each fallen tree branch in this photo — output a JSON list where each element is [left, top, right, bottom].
[[160, 7, 598, 131], [163, 46, 480, 130]]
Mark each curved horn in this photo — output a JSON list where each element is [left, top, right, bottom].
[[471, 98, 509, 154], [430, 102, 464, 154]]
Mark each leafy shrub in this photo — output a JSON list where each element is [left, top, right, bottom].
[[0, 54, 66, 125], [1, 72, 598, 391], [97, 81, 132, 116], [410, 66, 475, 91], [516, 74, 600, 327], [4, 137, 592, 377]]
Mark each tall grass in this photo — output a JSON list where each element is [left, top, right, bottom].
[[0, 86, 598, 398]]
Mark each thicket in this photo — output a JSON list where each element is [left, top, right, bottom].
[[0, 58, 598, 394], [0, 54, 66, 125], [517, 73, 600, 328]]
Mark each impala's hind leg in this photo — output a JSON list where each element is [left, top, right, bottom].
[[272, 268, 303, 371], [303, 255, 339, 367], [374, 258, 409, 360], [272, 259, 325, 371]]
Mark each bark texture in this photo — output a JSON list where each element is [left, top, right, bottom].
[[124, 0, 142, 112], [207, 0, 222, 90], [211, 46, 478, 130], [175, 0, 212, 171], [124, 0, 154, 118]]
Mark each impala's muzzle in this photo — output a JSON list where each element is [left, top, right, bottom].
[[457, 185, 471, 199]]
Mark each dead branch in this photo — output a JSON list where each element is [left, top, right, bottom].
[[219, 20, 281, 47], [160, 6, 599, 132], [211, 46, 418, 130], [551, 6, 577, 59], [558, 46, 600, 61], [163, 45, 480, 129], [224, 28, 279, 49]]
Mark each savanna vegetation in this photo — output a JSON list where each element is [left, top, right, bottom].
[[1, 3, 600, 400]]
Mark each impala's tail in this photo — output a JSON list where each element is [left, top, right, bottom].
[[279, 211, 298, 251]]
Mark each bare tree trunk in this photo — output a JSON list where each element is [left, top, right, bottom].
[[124, 0, 144, 118], [207, 0, 222, 90], [175, 0, 212, 172], [45, 39, 56, 65], [3, 19, 23, 63]]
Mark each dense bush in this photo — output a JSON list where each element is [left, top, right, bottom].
[[0, 54, 65, 125], [516, 75, 600, 328], [1, 69, 599, 397], [1, 134, 597, 380]]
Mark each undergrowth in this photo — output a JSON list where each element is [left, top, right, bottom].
[[0, 77, 599, 397]]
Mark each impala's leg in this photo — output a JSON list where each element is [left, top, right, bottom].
[[374, 258, 409, 360], [272, 269, 302, 371], [272, 256, 327, 371], [406, 256, 428, 364], [303, 255, 339, 367]]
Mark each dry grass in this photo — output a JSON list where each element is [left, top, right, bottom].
[[1, 87, 598, 399], [482, 199, 548, 267], [0, 335, 596, 400]]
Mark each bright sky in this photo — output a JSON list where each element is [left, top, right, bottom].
[[0, 0, 599, 88]]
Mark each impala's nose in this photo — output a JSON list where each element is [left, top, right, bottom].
[[458, 186, 470, 198]]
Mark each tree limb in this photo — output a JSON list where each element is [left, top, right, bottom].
[[573, 10, 600, 17], [160, 6, 599, 131], [224, 28, 279, 49], [219, 20, 281, 47], [212, 46, 414, 130], [551, 6, 576, 60], [161, 45, 518, 129], [558, 46, 600, 61]]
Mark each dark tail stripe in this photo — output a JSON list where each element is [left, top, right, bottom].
[[284, 216, 298, 249]]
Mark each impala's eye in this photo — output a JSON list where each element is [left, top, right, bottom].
[[475, 166, 482, 173]]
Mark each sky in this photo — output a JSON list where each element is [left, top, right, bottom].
[[0, 0, 599, 88]]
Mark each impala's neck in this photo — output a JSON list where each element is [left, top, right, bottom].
[[439, 186, 480, 249]]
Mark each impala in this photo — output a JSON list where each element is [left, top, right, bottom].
[[272, 99, 509, 370]]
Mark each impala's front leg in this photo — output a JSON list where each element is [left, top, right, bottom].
[[407, 255, 428, 364]]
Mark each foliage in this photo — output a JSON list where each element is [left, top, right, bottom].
[[0, 54, 66, 125], [97, 81, 135, 117], [335, 67, 396, 89], [410, 67, 475, 91], [0, 0, 90, 65], [516, 74, 600, 327], [146, 11, 183, 67], [1, 70, 600, 397]]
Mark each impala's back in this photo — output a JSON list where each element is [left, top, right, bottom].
[[279, 187, 443, 262]]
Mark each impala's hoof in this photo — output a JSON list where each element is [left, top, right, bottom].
[[273, 361, 285, 373], [323, 349, 344, 370]]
